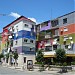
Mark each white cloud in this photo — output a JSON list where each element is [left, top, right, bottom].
[[9, 12, 40, 24], [9, 12, 21, 18], [28, 17, 41, 24], [28, 17, 37, 23]]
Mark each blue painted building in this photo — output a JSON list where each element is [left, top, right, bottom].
[[3, 16, 36, 66]]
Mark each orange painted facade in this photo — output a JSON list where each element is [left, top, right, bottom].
[[59, 24, 75, 36], [2, 29, 8, 44]]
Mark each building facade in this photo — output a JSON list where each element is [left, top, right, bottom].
[[0, 33, 2, 53], [36, 11, 75, 63], [2, 16, 36, 66]]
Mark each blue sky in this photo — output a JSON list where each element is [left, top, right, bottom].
[[0, 0, 74, 32]]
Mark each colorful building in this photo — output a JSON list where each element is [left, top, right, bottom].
[[0, 33, 2, 53], [2, 16, 36, 66], [36, 11, 75, 63]]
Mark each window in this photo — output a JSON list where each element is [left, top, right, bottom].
[[31, 32, 33, 36], [63, 18, 67, 24], [64, 41, 66, 45], [53, 45, 57, 50], [16, 26, 18, 32], [24, 24, 28, 27], [51, 20, 59, 27], [30, 40, 33, 43], [30, 48, 34, 51], [32, 24, 34, 29], [65, 45, 68, 49], [55, 29, 59, 35], [41, 21, 48, 28], [24, 39, 28, 42], [24, 57, 26, 63], [45, 46, 52, 51], [15, 40, 18, 45], [12, 26, 14, 32]]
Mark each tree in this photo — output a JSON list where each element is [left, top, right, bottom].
[[0, 53, 4, 61], [13, 50, 18, 66], [55, 48, 66, 65], [36, 50, 44, 63], [36, 50, 45, 71], [5, 53, 9, 63]]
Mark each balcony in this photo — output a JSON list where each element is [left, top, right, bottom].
[[45, 35, 51, 38], [45, 43, 51, 46], [53, 33, 59, 37], [43, 51, 55, 57], [66, 50, 75, 54]]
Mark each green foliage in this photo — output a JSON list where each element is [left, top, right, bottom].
[[63, 62, 67, 66], [0, 53, 4, 58], [71, 62, 75, 65], [35, 62, 42, 64], [55, 48, 66, 64], [13, 51, 18, 60], [5, 53, 9, 59], [72, 57, 75, 62], [0, 53, 4, 61], [36, 50, 44, 63]]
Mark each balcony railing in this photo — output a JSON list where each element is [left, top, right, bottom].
[[45, 43, 51, 46], [53, 33, 59, 37], [45, 35, 51, 38], [66, 50, 75, 54]]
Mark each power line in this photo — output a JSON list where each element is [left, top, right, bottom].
[[0, 14, 7, 16]]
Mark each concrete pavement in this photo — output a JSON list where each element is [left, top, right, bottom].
[[1, 65, 75, 75]]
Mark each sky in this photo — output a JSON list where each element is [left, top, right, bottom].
[[0, 0, 75, 32]]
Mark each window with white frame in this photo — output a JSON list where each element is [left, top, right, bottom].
[[30, 48, 34, 51], [31, 32, 33, 36], [16, 26, 18, 32], [24, 39, 28, 43], [55, 29, 59, 35], [15, 40, 18, 45], [30, 40, 33, 43], [63, 18, 67, 24]]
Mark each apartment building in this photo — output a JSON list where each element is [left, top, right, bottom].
[[2, 16, 36, 66], [36, 11, 75, 63], [0, 33, 2, 53]]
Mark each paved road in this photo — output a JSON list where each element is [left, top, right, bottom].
[[0, 65, 75, 75]]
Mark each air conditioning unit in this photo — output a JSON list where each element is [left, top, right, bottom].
[[68, 45, 71, 49], [64, 27, 68, 32], [9, 36, 12, 39], [69, 37, 72, 40], [54, 39, 57, 41], [16, 33, 18, 37], [53, 41, 57, 45], [70, 41, 73, 44]]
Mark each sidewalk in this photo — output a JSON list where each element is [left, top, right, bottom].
[[2, 64, 75, 75]]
